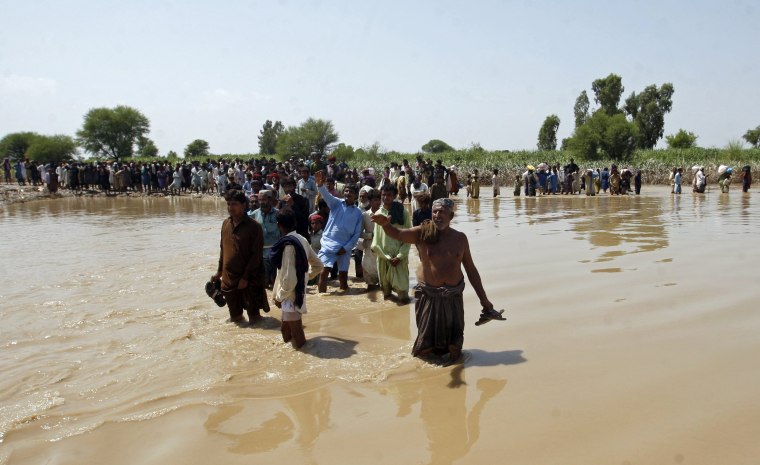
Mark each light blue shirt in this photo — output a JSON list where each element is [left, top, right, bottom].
[[318, 185, 363, 254], [248, 207, 280, 249]]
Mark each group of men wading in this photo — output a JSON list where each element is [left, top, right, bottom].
[[212, 170, 495, 362]]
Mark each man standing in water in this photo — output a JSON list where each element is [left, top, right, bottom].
[[372, 198, 496, 362], [315, 170, 363, 292], [211, 189, 269, 325], [271, 209, 323, 349]]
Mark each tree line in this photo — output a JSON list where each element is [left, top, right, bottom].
[[535, 73, 760, 159], [3, 77, 760, 165]]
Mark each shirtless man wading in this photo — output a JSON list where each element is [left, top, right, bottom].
[[372, 198, 495, 362]]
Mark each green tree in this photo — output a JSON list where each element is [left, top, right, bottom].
[[566, 110, 637, 160], [137, 137, 159, 158], [258, 120, 284, 155], [624, 83, 675, 149], [537, 114, 561, 150], [76, 105, 150, 160], [25, 135, 78, 164], [743, 125, 760, 148], [184, 139, 210, 158], [573, 90, 590, 128], [591, 73, 624, 115], [665, 129, 698, 149], [330, 143, 355, 161], [276, 118, 339, 158], [167, 150, 179, 159], [421, 139, 454, 153], [0, 132, 40, 161]]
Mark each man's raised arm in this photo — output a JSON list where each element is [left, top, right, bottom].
[[371, 214, 421, 244]]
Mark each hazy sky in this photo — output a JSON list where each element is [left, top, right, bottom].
[[1, 0, 758, 155]]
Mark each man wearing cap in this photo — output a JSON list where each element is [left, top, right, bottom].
[[314, 170, 363, 292], [249, 190, 280, 287], [372, 197, 496, 362]]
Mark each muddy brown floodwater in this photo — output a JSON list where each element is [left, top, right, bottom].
[[1, 188, 759, 465]]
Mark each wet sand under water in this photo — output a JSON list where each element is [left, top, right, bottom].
[[1, 188, 759, 465]]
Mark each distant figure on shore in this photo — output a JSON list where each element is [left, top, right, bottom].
[[372, 197, 496, 363], [211, 189, 269, 325], [740, 166, 752, 192], [584, 169, 596, 196], [674, 168, 682, 194], [469, 170, 480, 199], [492, 169, 500, 198], [718, 166, 733, 193], [271, 209, 323, 349], [634, 170, 642, 195], [601, 167, 610, 193], [448, 165, 460, 195], [609, 166, 621, 195], [693, 166, 707, 193], [3, 158, 11, 183]]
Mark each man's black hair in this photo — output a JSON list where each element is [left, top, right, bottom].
[[343, 184, 359, 195], [381, 183, 398, 196], [225, 189, 246, 203], [276, 209, 297, 231]]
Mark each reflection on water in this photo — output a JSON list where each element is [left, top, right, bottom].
[[204, 386, 332, 456], [465, 198, 480, 221], [390, 366, 508, 465]]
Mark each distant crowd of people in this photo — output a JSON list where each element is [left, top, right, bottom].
[[4, 154, 752, 199], [669, 165, 752, 194], [465, 159, 643, 199]]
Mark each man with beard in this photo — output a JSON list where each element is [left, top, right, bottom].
[[372, 198, 497, 363]]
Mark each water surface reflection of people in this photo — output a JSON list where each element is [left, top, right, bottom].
[[203, 386, 332, 457], [391, 366, 507, 465]]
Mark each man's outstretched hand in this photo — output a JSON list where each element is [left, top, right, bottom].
[[371, 214, 390, 226]]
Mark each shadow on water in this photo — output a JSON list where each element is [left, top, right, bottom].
[[303, 336, 358, 360], [464, 349, 527, 368]]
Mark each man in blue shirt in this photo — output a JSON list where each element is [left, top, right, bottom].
[[248, 189, 280, 287], [315, 170, 363, 292]]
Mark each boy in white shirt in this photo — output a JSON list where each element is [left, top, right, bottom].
[[270, 209, 323, 348]]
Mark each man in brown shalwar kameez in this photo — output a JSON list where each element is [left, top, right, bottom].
[[372, 197, 495, 362], [211, 189, 269, 325]]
